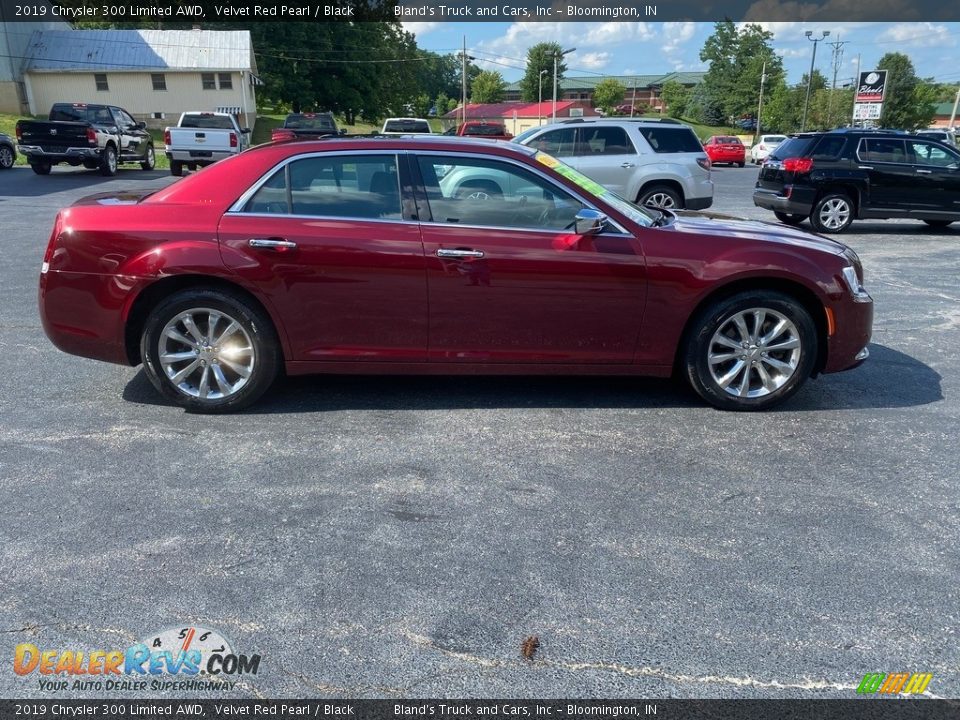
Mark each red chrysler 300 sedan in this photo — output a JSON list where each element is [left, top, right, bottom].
[[39, 137, 872, 413]]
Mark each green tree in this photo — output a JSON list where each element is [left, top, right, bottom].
[[471, 70, 506, 104], [520, 42, 567, 102], [435, 92, 450, 116], [660, 80, 690, 118], [876, 52, 937, 130], [592, 79, 626, 113], [412, 94, 432, 118]]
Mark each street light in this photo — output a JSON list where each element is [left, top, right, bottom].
[[552, 47, 576, 123], [538, 69, 548, 126], [801, 30, 830, 132]]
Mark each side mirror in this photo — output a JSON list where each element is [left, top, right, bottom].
[[136, 121, 147, 130], [339, 128, 348, 136], [241, 128, 251, 134], [574, 208, 608, 236]]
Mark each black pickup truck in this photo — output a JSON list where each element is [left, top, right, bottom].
[[15, 103, 155, 176]]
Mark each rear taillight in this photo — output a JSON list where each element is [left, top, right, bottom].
[[41, 212, 63, 273], [229, 132, 238, 148], [758, 144, 766, 151], [697, 157, 711, 171], [163, 129, 171, 145], [15, 125, 22, 142], [271, 129, 295, 142], [86, 127, 97, 144], [783, 157, 814, 174]]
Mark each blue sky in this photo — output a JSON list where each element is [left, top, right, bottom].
[[403, 22, 960, 87]]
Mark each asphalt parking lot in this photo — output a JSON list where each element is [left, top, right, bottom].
[[0, 163, 957, 699]]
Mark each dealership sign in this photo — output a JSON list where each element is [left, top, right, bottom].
[[856, 70, 888, 103], [854, 103, 883, 120]]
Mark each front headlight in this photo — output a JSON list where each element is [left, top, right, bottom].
[[841, 265, 871, 303]]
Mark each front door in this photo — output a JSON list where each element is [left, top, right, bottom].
[[111, 107, 146, 161], [414, 153, 647, 364], [218, 152, 429, 362], [905, 139, 960, 217]]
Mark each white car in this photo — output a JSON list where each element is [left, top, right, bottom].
[[380, 118, 434, 135], [750, 134, 787, 164]]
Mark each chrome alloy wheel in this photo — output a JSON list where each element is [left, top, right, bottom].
[[158, 308, 255, 400], [644, 192, 677, 209], [707, 308, 801, 398], [817, 197, 851, 231]]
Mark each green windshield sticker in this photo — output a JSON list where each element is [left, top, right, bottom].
[[536, 152, 608, 197]]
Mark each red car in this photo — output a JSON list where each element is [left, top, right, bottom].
[[39, 137, 872, 413], [704, 135, 746, 167]]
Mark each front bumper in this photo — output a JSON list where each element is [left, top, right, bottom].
[[823, 296, 873, 374]]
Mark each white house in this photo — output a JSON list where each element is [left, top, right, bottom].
[[21, 29, 261, 130]]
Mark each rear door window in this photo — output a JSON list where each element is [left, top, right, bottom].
[[637, 127, 702, 153]]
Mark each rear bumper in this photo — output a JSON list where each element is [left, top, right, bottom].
[[753, 188, 814, 216], [166, 149, 235, 164], [684, 176, 714, 210], [685, 196, 713, 211], [19, 145, 100, 162]]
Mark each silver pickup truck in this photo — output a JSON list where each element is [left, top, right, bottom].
[[163, 111, 250, 176]]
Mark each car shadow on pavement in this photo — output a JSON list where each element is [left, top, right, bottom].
[[0, 167, 170, 198], [121, 343, 941, 414]]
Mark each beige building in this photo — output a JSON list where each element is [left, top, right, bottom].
[[21, 29, 261, 130], [1, 18, 72, 114]]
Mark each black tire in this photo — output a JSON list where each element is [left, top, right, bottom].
[[737, 162, 745, 168], [774, 211, 806, 226], [82, 160, 99, 170], [683, 290, 817, 411], [809, 192, 854, 234], [140, 288, 281, 413], [923, 219, 954, 229], [170, 161, 183, 177], [31, 162, 51, 175], [638, 184, 683, 210], [140, 144, 156, 171], [0, 145, 14, 169], [100, 145, 118, 176]]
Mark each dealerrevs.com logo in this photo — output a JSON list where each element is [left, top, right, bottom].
[[14, 626, 261, 693]]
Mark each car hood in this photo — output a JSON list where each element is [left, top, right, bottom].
[[669, 210, 848, 255]]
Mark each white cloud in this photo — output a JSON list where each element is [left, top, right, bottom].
[[662, 21, 697, 70], [571, 51, 611, 71], [877, 22, 956, 47], [401, 22, 443, 37]]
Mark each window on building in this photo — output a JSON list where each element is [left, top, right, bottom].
[[201, 73, 217, 90], [95, 74, 109, 92], [218, 73, 233, 90], [151, 74, 167, 91]]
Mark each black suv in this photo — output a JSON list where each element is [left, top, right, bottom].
[[753, 129, 960, 233]]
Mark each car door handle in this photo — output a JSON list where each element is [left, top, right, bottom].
[[620, 162, 636, 168], [436, 248, 484, 259], [858, 165, 873, 170], [249, 237, 297, 250], [916, 169, 933, 174]]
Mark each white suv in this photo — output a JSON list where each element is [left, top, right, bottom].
[[513, 118, 713, 210]]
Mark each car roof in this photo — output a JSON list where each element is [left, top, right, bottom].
[[556, 117, 686, 126], [259, 135, 538, 156]]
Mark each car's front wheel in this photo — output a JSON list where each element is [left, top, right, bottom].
[[638, 185, 682, 210], [810, 192, 853, 233], [683, 290, 817, 411], [140, 288, 281, 413]]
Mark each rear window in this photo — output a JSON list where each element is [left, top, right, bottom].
[[285, 114, 337, 131], [638, 127, 703, 153], [769, 137, 816, 160], [811, 136, 847, 160], [763, 135, 787, 144], [49, 105, 109, 123], [463, 124, 506, 136], [180, 114, 235, 130], [383, 120, 431, 133], [716, 136, 741, 144]]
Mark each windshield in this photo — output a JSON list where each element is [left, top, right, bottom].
[[463, 124, 506, 136], [535, 151, 656, 228]]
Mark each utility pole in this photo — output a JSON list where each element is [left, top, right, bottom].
[[755, 61, 767, 144], [851, 53, 861, 128], [950, 86, 960, 130], [461, 35, 467, 130], [552, 47, 575, 123], [801, 30, 830, 132], [538, 69, 548, 126], [826, 36, 847, 129]]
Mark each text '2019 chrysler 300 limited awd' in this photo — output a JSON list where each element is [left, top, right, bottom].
[[39, 137, 873, 413]]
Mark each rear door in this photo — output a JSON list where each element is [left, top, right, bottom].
[[570, 125, 637, 196], [218, 152, 428, 362], [858, 137, 913, 212]]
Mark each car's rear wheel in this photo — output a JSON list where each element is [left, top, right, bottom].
[[774, 211, 806, 226], [140, 289, 281, 413], [100, 146, 118, 176], [31, 162, 51, 175], [141, 144, 155, 171], [638, 185, 682, 210], [810, 192, 853, 234], [684, 290, 817, 411], [737, 162, 745, 168], [923, 219, 954, 229], [82, 160, 99, 170], [170, 161, 183, 177], [0, 145, 14, 169]]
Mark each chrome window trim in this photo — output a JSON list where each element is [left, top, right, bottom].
[[855, 137, 913, 166], [230, 212, 416, 226]]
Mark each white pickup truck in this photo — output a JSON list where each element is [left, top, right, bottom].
[[163, 111, 250, 176]]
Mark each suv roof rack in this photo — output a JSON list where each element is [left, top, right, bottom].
[[558, 117, 684, 125]]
